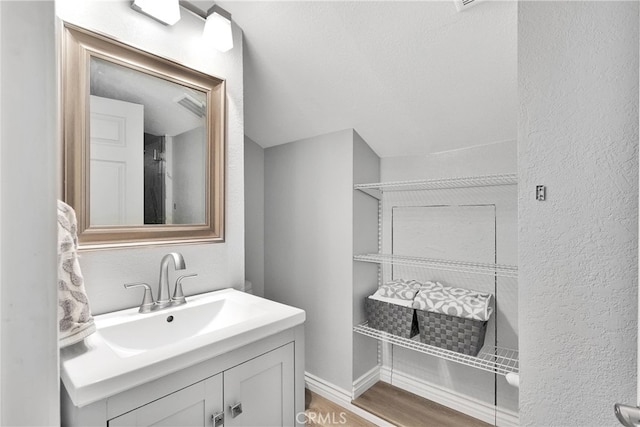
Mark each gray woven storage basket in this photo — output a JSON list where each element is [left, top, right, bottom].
[[365, 298, 418, 339], [416, 309, 488, 356]]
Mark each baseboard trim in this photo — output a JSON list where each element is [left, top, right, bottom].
[[304, 372, 391, 426], [304, 372, 352, 402], [496, 408, 520, 427], [385, 369, 519, 427], [352, 366, 380, 399], [379, 365, 392, 383]]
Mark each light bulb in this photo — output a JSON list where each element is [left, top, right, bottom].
[[203, 10, 233, 52]]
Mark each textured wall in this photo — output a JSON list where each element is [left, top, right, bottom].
[[518, 2, 638, 425], [1, 2, 59, 424], [56, 0, 245, 315], [245, 136, 265, 297]]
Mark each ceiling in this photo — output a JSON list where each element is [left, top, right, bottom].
[[205, 1, 517, 157], [91, 56, 206, 137]]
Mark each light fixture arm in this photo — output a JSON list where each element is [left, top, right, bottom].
[[179, 1, 207, 20], [131, 0, 182, 26], [207, 4, 231, 22], [179, 1, 231, 23]]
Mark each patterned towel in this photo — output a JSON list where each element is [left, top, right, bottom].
[[373, 279, 422, 300], [368, 294, 413, 308], [58, 200, 96, 348], [412, 281, 493, 321]]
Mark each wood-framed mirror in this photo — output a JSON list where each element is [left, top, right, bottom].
[[61, 23, 225, 249]]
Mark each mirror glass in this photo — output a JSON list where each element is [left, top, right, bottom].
[[62, 24, 225, 248], [89, 57, 206, 226]]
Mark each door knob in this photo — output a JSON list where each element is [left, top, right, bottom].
[[211, 411, 224, 427], [615, 403, 640, 427], [229, 402, 243, 418]]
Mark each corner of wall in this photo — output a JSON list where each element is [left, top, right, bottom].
[[244, 136, 265, 297], [264, 130, 361, 392], [351, 132, 381, 383]]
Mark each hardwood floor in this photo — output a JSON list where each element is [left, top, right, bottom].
[[305, 389, 374, 427], [352, 382, 491, 427]]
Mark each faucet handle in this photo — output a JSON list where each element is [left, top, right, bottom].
[[124, 282, 154, 313], [172, 274, 198, 306]]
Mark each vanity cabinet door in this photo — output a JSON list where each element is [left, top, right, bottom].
[[109, 374, 222, 426], [224, 343, 295, 427]]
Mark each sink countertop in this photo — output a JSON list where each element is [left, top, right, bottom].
[[60, 288, 305, 407]]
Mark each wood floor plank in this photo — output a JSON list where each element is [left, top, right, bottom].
[[305, 389, 375, 427], [352, 382, 492, 427]]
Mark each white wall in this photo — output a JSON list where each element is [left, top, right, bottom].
[[1, 3, 3, 418], [352, 131, 380, 383], [518, 2, 638, 425], [56, 0, 245, 315], [165, 135, 174, 224], [173, 126, 205, 224], [244, 136, 264, 297], [265, 129, 356, 392], [0, 1, 59, 424], [382, 140, 516, 182]]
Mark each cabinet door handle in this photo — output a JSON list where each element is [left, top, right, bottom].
[[212, 411, 224, 427], [229, 402, 243, 418]]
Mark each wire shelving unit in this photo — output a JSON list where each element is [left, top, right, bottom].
[[353, 322, 519, 377], [354, 173, 517, 199], [354, 253, 518, 279], [353, 172, 520, 382]]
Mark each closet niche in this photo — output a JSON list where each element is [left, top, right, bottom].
[[352, 174, 519, 426]]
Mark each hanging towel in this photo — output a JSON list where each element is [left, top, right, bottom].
[[412, 281, 493, 321], [57, 200, 96, 348]]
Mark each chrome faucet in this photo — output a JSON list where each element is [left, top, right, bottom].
[[155, 252, 186, 309]]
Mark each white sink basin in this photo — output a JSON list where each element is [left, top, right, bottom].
[[60, 288, 305, 407], [98, 297, 261, 357]]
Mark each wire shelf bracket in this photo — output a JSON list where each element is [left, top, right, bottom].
[[354, 173, 518, 200], [354, 253, 518, 278], [354, 323, 519, 377]]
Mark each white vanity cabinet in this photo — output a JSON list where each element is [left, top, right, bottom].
[[109, 374, 223, 426], [108, 343, 294, 427], [224, 344, 294, 427], [61, 325, 304, 427]]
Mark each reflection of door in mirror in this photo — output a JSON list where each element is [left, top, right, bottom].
[[90, 56, 207, 227], [89, 95, 144, 226]]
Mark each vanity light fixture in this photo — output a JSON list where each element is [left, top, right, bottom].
[[131, 0, 181, 26], [180, 1, 234, 52], [132, 0, 234, 52]]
